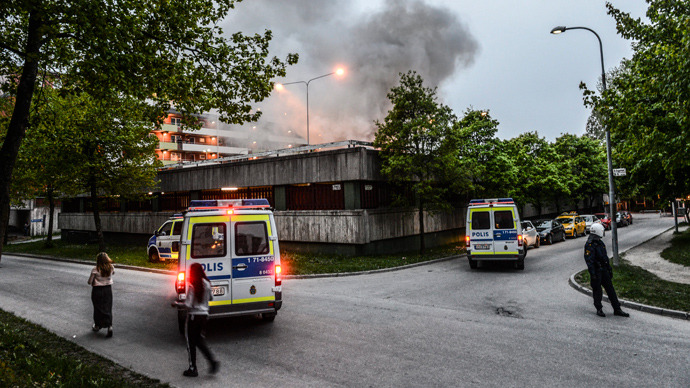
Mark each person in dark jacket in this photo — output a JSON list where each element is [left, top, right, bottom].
[[584, 223, 630, 317]]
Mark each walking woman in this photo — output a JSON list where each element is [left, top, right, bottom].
[[183, 263, 219, 377], [88, 252, 115, 337]]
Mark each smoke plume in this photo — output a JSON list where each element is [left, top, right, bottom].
[[223, 0, 478, 143]]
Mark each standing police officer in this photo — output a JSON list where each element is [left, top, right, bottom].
[[584, 223, 630, 318]]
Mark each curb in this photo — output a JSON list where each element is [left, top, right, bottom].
[[5, 252, 463, 279], [6, 253, 176, 275], [568, 272, 689, 321]]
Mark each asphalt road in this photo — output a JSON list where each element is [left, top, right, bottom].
[[0, 213, 688, 387]]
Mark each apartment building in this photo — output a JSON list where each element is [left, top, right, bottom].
[[152, 111, 308, 165]]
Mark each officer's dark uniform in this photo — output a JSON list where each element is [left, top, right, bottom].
[[584, 235, 622, 313]]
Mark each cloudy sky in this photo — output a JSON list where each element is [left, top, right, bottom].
[[223, 0, 649, 143]]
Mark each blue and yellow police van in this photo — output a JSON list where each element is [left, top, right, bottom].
[[147, 214, 183, 262], [173, 199, 282, 333], [465, 198, 526, 270]]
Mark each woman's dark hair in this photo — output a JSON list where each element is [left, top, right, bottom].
[[189, 263, 209, 303]]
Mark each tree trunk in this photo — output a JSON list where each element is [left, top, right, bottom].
[[90, 177, 107, 252], [673, 200, 679, 234], [45, 187, 55, 248], [418, 198, 426, 255], [0, 10, 43, 264]]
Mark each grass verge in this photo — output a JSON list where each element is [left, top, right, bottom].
[[3, 240, 176, 271], [4, 239, 464, 275], [660, 226, 690, 267], [0, 309, 168, 387], [281, 244, 464, 275], [575, 259, 690, 312]]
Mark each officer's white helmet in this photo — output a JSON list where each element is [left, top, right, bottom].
[[590, 223, 605, 238]]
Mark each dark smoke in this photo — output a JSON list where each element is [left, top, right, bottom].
[[223, 0, 478, 143]]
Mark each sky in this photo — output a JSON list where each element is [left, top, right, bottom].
[[222, 0, 650, 143]]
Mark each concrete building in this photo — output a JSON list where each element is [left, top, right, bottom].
[[59, 141, 464, 254], [8, 199, 61, 238], [153, 111, 308, 165]]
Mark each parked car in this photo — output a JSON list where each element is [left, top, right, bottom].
[[556, 214, 587, 238], [594, 213, 611, 230], [620, 210, 633, 225], [521, 220, 540, 249], [535, 219, 566, 245], [580, 214, 601, 234], [615, 212, 629, 227]]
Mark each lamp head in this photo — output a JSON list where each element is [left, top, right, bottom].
[[551, 26, 567, 34]]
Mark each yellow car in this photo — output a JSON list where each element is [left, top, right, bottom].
[[556, 215, 586, 238]]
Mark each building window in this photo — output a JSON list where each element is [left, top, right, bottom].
[[199, 137, 206, 143], [171, 117, 182, 126]]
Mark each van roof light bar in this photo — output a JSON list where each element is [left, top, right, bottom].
[[188, 198, 271, 211], [469, 198, 515, 206]]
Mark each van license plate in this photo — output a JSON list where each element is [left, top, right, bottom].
[[212, 286, 225, 296], [475, 244, 491, 250]]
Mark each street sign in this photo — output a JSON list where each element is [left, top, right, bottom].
[[613, 168, 626, 177]]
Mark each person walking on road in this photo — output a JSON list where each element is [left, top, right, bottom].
[[181, 263, 219, 377], [88, 252, 115, 337], [584, 223, 630, 318]]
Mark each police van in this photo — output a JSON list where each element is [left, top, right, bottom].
[[147, 214, 183, 262], [465, 198, 526, 270], [173, 199, 282, 333]]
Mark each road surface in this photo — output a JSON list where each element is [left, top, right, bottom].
[[0, 213, 688, 387]]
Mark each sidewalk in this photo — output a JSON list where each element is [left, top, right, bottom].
[[624, 224, 690, 285]]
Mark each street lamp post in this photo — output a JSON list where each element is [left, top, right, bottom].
[[551, 25, 620, 266], [277, 68, 344, 145]]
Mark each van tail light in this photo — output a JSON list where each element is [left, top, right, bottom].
[[465, 235, 470, 247], [176, 271, 185, 293], [517, 234, 523, 247], [275, 264, 282, 286]]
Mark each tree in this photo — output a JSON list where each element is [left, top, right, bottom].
[[10, 86, 87, 247], [554, 134, 608, 211], [0, 1, 297, 261], [585, 1, 690, 203], [374, 71, 462, 254], [455, 109, 518, 202], [504, 132, 571, 215]]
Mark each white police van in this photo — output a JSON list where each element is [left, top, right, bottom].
[[465, 198, 526, 270], [173, 199, 282, 333], [147, 214, 183, 262]]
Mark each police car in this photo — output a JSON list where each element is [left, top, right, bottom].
[[465, 198, 526, 270], [173, 199, 282, 333], [147, 214, 183, 262]]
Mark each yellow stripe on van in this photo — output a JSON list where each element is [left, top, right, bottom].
[[472, 251, 519, 255], [208, 296, 275, 306]]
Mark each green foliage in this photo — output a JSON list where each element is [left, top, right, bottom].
[[0, 0, 297, 258], [455, 109, 517, 201], [661, 227, 690, 267], [0, 309, 169, 387], [583, 1, 690, 202], [554, 133, 608, 209], [503, 132, 570, 214], [374, 71, 463, 211]]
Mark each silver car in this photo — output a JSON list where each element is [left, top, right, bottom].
[[580, 214, 601, 234], [521, 220, 540, 249]]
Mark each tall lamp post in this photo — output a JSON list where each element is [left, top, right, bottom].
[[551, 25, 619, 266], [276, 68, 345, 145]]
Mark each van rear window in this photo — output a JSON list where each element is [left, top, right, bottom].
[[494, 211, 514, 229], [191, 223, 226, 259], [471, 211, 490, 230], [235, 222, 269, 256]]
